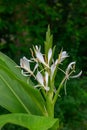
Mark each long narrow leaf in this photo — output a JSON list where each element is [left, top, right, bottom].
[[0, 52, 47, 115], [0, 52, 32, 84], [0, 64, 46, 115], [0, 113, 59, 130]]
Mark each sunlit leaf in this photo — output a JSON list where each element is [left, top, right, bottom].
[[0, 52, 46, 115], [0, 113, 59, 130]]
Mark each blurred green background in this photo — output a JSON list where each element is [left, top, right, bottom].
[[0, 0, 87, 130]]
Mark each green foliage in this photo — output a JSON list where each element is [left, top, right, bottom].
[[0, 52, 46, 115], [0, 0, 87, 129], [0, 29, 60, 130], [0, 113, 58, 130], [0, 52, 59, 129]]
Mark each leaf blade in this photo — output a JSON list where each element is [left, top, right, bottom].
[[0, 113, 59, 130], [0, 53, 47, 115]]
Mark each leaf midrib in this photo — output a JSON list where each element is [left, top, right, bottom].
[[0, 74, 31, 114]]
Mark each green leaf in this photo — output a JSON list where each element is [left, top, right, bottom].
[[0, 52, 47, 115], [49, 118, 59, 130], [0, 52, 32, 84], [0, 113, 59, 130]]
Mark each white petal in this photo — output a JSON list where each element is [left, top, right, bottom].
[[50, 59, 58, 79], [35, 45, 38, 50], [66, 61, 76, 73], [45, 71, 49, 86], [62, 51, 68, 57], [59, 51, 68, 63], [35, 45, 41, 52], [34, 46, 50, 68], [61, 51, 68, 59], [36, 51, 45, 64], [70, 70, 82, 78], [20, 56, 30, 71], [48, 48, 52, 64], [51, 63, 56, 79], [36, 71, 44, 86]]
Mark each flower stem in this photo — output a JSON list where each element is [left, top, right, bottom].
[[46, 91, 54, 118], [53, 76, 66, 104]]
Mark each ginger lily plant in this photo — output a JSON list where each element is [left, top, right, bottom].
[[0, 26, 82, 130]]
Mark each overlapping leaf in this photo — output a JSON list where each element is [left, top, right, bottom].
[[0, 52, 46, 115], [0, 113, 59, 130]]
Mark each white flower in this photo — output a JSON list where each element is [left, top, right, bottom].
[[50, 51, 68, 79], [65, 62, 82, 79], [50, 63, 56, 80], [34, 46, 53, 69], [70, 70, 82, 78], [66, 62, 76, 74], [36, 71, 44, 86], [50, 59, 59, 80], [35, 45, 41, 52], [34, 46, 46, 64], [20, 56, 31, 72], [58, 51, 68, 63], [45, 71, 49, 91], [36, 51, 45, 64], [48, 48, 52, 65], [36, 71, 50, 91], [20, 56, 37, 77]]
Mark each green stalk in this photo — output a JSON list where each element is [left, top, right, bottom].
[[46, 91, 54, 118], [53, 76, 66, 104], [46, 91, 59, 130], [46, 77, 66, 130]]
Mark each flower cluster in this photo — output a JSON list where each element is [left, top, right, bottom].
[[20, 45, 82, 92]]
